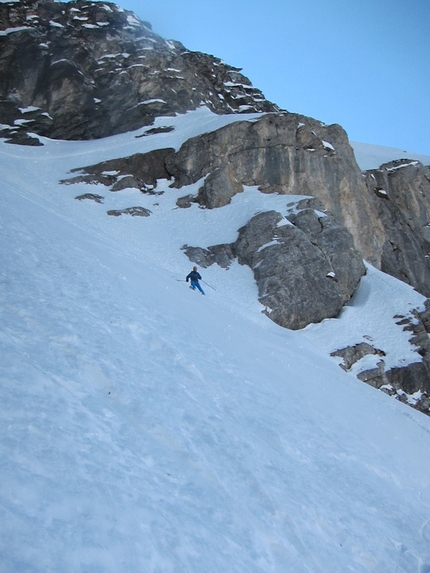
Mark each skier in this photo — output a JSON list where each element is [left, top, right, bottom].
[[186, 266, 205, 295]]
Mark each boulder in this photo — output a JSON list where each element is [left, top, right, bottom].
[[233, 207, 365, 329], [107, 206, 151, 217]]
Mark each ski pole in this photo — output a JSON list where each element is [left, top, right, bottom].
[[202, 280, 216, 291]]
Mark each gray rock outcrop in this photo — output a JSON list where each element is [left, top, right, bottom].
[[363, 159, 430, 296], [62, 148, 176, 192], [166, 113, 385, 269], [332, 301, 430, 415], [107, 206, 151, 217], [0, 0, 278, 142], [64, 112, 382, 268]]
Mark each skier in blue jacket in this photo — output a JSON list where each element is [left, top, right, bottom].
[[186, 266, 205, 294]]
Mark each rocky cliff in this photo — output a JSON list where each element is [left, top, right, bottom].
[[0, 0, 278, 144], [363, 159, 430, 296], [1, 0, 430, 414]]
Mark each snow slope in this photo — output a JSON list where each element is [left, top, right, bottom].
[[351, 141, 430, 171], [1, 108, 430, 573]]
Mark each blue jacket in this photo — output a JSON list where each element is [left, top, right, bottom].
[[186, 270, 202, 283]]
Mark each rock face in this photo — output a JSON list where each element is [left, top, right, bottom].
[[0, 0, 278, 142], [166, 114, 384, 268], [363, 159, 430, 296]]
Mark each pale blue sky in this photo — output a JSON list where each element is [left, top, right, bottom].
[[118, 0, 429, 154]]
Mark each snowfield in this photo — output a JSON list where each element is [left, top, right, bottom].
[[350, 140, 430, 172], [1, 108, 430, 573]]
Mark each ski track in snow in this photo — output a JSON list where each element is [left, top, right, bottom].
[[1, 108, 430, 573]]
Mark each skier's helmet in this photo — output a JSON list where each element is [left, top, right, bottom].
[[193, 266, 197, 271]]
